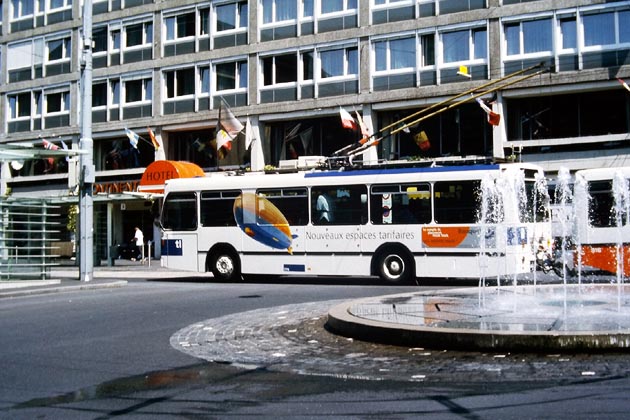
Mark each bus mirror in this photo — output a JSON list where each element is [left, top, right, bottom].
[[361, 194, 367, 204]]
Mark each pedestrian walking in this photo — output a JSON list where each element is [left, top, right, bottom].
[[132, 227, 144, 261]]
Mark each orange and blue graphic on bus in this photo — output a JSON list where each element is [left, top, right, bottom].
[[233, 192, 296, 254], [422, 226, 496, 248]]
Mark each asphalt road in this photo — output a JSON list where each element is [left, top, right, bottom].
[[1, 276, 629, 419]]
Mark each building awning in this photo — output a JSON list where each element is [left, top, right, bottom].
[[138, 160, 205, 194]]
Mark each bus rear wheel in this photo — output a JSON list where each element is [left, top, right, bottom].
[[209, 249, 241, 282], [375, 248, 414, 284]]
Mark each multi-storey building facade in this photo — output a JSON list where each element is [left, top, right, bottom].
[[0, 0, 629, 261]]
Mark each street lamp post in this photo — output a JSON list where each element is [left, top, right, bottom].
[[79, 0, 94, 282]]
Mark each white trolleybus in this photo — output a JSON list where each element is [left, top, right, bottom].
[[159, 159, 547, 283], [573, 167, 630, 277]]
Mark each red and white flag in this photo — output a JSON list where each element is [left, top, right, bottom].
[[215, 101, 244, 159], [339, 107, 357, 130], [476, 98, 501, 126], [42, 139, 59, 150]]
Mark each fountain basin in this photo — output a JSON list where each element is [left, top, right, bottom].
[[327, 284, 630, 352]]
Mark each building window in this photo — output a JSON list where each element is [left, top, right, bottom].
[[165, 11, 195, 40], [7, 87, 70, 132], [49, 0, 72, 10], [216, 1, 247, 31], [216, 60, 248, 91], [506, 90, 629, 141], [442, 27, 487, 62], [559, 16, 577, 50], [8, 92, 31, 119], [320, 46, 358, 78], [584, 12, 614, 47], [213, 1, 248, 48], [200, 66, 211, 94], [302, 50, 314, 80], [421, 33, 435, 66], [125, 21, 152, 48], [163, 7, 209, 55], [503, 5, 630, 73], [262, 53, 298, 85], [438, 0, 484, 15], [124, 78, 152, 103], [321, 0, 356, 14], [505, 18, 552, 56], [375, 36, 416, 71], [7, 32, 71, 81], [93, 0, 152, 15], [93, 18, 153, 67], [11, 0, 34, 19], [166, 68, 195, 98], [262, 0, 297, 24], [47, 36, 70, 61]]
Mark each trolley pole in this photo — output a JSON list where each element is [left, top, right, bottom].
[[79, 0, 94, 282]]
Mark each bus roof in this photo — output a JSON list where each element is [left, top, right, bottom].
[[163, 162, 543, 193], [576, 167, 630, 181]]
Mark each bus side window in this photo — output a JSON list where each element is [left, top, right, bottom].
[[589, 181, 614, 227], [200, 191, 240, 227], [259, 188, 308, 226], [370, 184, 431, 225], [162, 192, 197, 231], [433, 181, 478, 224], [312, 185, 367, 225]]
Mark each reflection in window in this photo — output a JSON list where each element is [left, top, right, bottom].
[[311, 185, 367, 225], [216, 1, 247, 31], [258, 188, 308, 226], [370, 184, 432, 225], [216, 61, 248, 91]]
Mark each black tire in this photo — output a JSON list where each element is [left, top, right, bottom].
[[375, 247, 414, 284], [208, 249, 241, 282]]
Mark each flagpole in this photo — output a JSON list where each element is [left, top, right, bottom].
[[346, 66, 549, 158], [333, 62, 547, 158], [216, 102, 221, 170]]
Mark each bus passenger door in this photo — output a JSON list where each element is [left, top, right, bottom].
[[161, 232, 199, 272]]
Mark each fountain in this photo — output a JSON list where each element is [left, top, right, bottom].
[[327, 167, 630, 352]]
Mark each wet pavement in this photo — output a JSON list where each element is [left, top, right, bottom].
[[170, 298, 630, 384]]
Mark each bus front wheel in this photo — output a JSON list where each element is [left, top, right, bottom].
[[375, 248, 414, 284], [208, 249, 241, 282]]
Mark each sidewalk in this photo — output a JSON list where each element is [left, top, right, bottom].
[[0, 259, 207, 298]]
